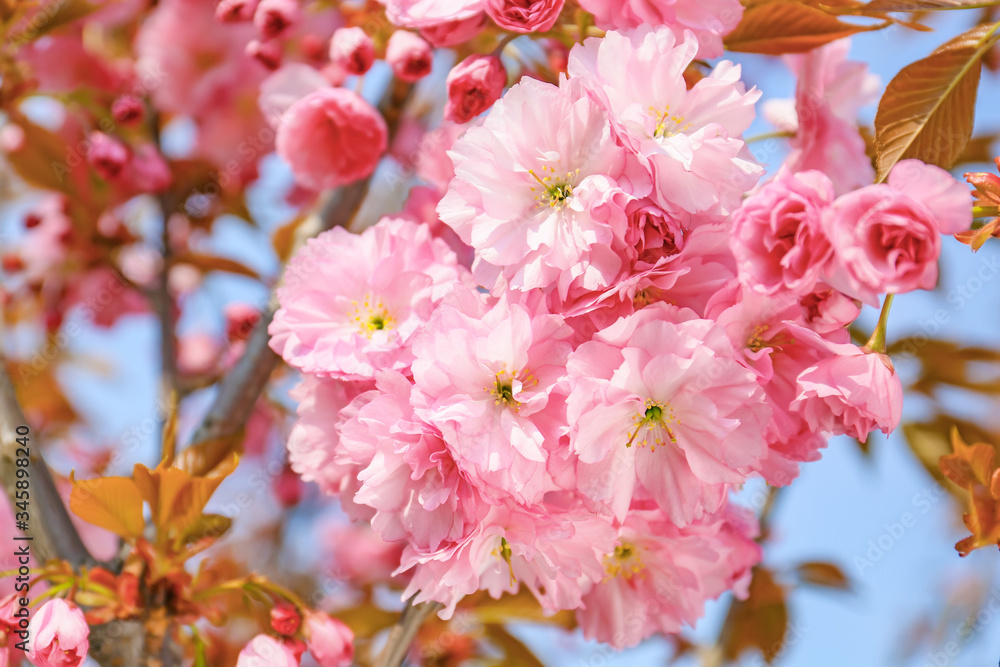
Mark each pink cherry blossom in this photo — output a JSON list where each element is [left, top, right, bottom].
[[26, 599, 89, 667], [338, 370, 489, 551], [730, 170, 836, 296], [275, 87, 388, 191], [254, 0, 300, 38], [399, 502, 616, 618], [567, 303, 769, 524], [329, 27, 375, 75], [217, 0, 259, 22], [270, 216, 470, 378], [787, 322, 903, 441], [87, 132, 129, 180], [419, 13, 488, 46], [285, 375, 374, 516], [237, 634, 299, 667], [385, 31, 434, 82], [765, 39, 880, 195], [825, 160, 969, 304], [381, 0, 487, 29], [568, 27, 762, 216], [577, 506, 760, 649], [486, 0, 564, 33], [444, 54, 506, 123], [577, 0, 743, 58], [438, 76, 640, 293], [304, 613, 354, 667], [410, 292, 572, 504]]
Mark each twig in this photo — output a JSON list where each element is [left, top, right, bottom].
[[0, 359, 95, 568], [373, 598, 442, 667]]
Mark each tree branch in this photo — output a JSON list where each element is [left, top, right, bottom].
[[0, 358, 95, 568], [373, 598, 442, 667]]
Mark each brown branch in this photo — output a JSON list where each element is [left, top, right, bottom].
[[373, 598, 442, 667], [0, 359, 95, 568], [183, 78, 413, 467]]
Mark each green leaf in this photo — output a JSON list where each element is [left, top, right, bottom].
[[874, 23, 1000, 181]]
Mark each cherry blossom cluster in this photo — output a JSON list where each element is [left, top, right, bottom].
[[268, 26, 969, 651]]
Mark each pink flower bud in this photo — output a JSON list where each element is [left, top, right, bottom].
[[270, 602, 301, 636], [385, 31, 433, 82], [129, 144, 172, 193], [87, 132, 129, 180], [25, 599, 89, 667], [111, 95, 144, 125], [305, 613, 354, 667], [275, 88, 387, 191], [216, 0, 258, 22], [247, 38, 283, 70], [254, 0, 299, 38], [486, 0, 565, 33], [329, 27, 375, 76], [237, 634, 299, 667], [444, 54, 506, 123]]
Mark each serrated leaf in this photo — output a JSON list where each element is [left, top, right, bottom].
[[874, 23, 1000, 181], [69, 475, 145, 539], [724, 1, 876, 54], [795, 561, 852, 590]]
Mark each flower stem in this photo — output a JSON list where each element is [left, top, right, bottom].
[[863, 294, 895, 354]]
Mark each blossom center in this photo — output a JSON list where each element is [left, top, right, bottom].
[[528, 165, 580, 209], [649, 105, 692, 139], [485, 367, 538, 411], [626, 399, 680, 451], [604, 541, 644, 580], [350, 295, 395, 337], [491, 536, 517, 586]]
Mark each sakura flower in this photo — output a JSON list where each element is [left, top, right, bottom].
[[87, 132, 129, 180], [237, 634, 299, 667], [444, 54, 506, 123], [825, 160, 971, 305], [285, 375, 374, 517], [577, 505, 760, 649], [399, 502, 616, 618], [26, 599, 89, 667], [304, 614, 354, 667], [568, 27, 762, 216], [385, 31, 434, 82], [329, 27, 376, 75], [486, 0, 564, 33], [338, 370, 489, 551], [380, 0, 487, 29], [788, 322, 903, 442], [577, 0, 743, 58], [254, 0, 300, 38], [270, 216, 469, 378], [567, 303, 769, 524], [439, 76, 641, 293], [765, 39, 880, 195], [275, 88, 388, 191], [730, 170, 836, 296], [410, 293, 572, 504]]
